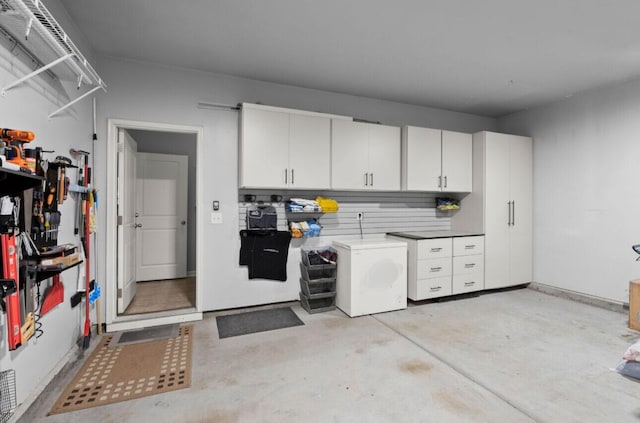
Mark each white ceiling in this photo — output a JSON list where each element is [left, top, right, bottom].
[[58, 0, 640, 117]]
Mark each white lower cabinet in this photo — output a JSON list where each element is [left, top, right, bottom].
[[451, 236, 484, 295], [401, 235, 484, 301]]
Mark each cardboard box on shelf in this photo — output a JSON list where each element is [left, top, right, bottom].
[[629, 279, 640, 330], [39, 252, 80, 267]]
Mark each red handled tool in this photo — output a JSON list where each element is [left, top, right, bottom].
[[2, 232, 22, 350], [82, 154, 91, 349]]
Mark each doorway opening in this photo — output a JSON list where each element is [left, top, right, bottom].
[[106, 119, 203, 332]]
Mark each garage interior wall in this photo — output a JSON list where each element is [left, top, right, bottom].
[[498, 77, 640, 304], [0, 48, 95, 407], [93, 55, 499, 316]]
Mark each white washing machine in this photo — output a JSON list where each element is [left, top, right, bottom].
[[332, 238, 407, 317]]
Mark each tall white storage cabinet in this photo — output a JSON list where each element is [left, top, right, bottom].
[[332, 239, 407, 317], [474, 131, 532, 290]]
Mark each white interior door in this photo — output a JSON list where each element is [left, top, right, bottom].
[[117, 129, 137, 313], [135, 152, 188, 281]]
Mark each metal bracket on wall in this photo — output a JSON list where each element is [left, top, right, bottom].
[[0, 0, 106, 117]]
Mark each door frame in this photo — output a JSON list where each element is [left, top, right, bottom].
[[106, 118, 203, 331]]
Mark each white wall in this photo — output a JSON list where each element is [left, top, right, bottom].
[[93, 56, 498, 312], [499, 78, 640, 303]]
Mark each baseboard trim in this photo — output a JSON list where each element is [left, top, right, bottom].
[[528, 282, 627, 314]]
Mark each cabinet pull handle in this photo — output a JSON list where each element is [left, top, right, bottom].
[[444, 175, 448, 188], [430, 266, 442, 272], [512, 200, 515, 226], [284, 168, 288, 185], [291, 169, 295, 185], [438, 175, 442, 188], [507, 201, 512, 226], [464, 245, 475, 249], [364, 173, 368, 187], [370, 173, 374, 187], [430, 247, 442, 252], [464, 281, 475, 287], [430, 286, 442, 291], [464, 263, 476, 268]]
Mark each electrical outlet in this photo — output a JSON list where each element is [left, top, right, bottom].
[[211, 212, 223, 224], [356, 212, 364, 221]]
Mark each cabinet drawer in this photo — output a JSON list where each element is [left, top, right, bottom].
[[452, 255, 484, 275], [452, 273, 484, 294], [413, 276, 452, 300], [417, 257, 452, 279], [453, 236, 484, 256], [417, 238, 452, 260]]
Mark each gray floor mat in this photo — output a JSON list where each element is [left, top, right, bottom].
[[108, 323, 180, 347], [216, 307, 304, 339]]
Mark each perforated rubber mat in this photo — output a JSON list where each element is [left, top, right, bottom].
[[49, 325, 192, 415]]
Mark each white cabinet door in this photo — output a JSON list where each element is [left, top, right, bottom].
[[508, 135, 533, 286], [483, 133, 511, 289], [289, 114, 331, 189], [331, 119, 370, 189], [240, 107, 289, 188], [402, 126, 441, 191], [442, 130, 472, 192], [368, 124, 401, 190]]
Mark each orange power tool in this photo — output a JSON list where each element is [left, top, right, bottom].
[[1, 128, 35, 169]]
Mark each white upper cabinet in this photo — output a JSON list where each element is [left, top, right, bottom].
[[239, 103, 332, 189], [402, 126, 472, 192], [331, 120, 401, 190]]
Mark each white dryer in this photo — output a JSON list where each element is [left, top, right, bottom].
[[332, 238, 407, 317]]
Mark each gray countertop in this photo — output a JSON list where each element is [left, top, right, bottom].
[[386, 230, 484, 240]]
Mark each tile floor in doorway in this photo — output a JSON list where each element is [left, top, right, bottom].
[[18, 287, 640, 422]]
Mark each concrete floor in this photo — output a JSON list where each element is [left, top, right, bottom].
[[17, 287, 640, 422]]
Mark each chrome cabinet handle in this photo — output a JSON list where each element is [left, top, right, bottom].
[[370, 173, 373, 187], [444, 175, 447, 188], [430, 266, 442, 272], [438, 175, 442, 188], [464, 281, 475, 287], [291, 169, 295, 185], [364, 173, 368, 187], [510, 201, 515, 226], [284, 168, 288, 184], [430, 286, 442, 291], [430, 247, 442, 252], [134, 223, 142, 228], [507, 201, 512, 226], [464, 245, 475, 250], [464, 263, 476, 268]]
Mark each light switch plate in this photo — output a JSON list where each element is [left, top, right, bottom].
[[211, 212, 223, 224]]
